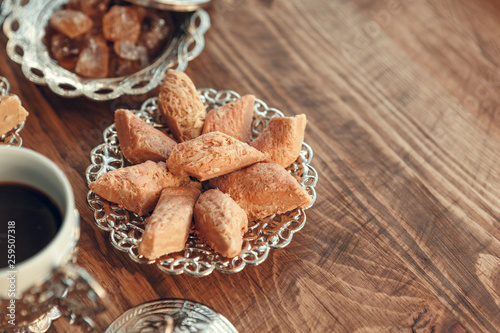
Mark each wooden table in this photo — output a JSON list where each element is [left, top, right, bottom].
[[2, 0, 500, 332]]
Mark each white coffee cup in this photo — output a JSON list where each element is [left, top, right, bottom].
[[0, 146, 105, 330]]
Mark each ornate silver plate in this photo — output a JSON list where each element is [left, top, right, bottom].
[[105, 299, 238, 333], [3, 0, 210, 101], [86, 89, 319, 277]]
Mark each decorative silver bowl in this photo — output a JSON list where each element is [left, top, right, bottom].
[[86, 89, 319, 277], [3, 0, 210, 101]]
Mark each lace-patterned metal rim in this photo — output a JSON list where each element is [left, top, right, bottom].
[[3, 0, 210, 101], [0, 76, 25, 147], [0, 1, 13, 25], [85, 89, 319, 277]]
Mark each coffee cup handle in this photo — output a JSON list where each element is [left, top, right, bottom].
[[51, 263, 109, 331]]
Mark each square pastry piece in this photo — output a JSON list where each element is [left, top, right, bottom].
[[194, 189, 248, 258], [158, 69, 206, 142], [250, 114, 307, 168], [0, 95, 28, 137], [115, 109, 177, 164], [89, 161, 200, 216], [210, 162, 312, 222], [138, 187, 201, 260], [167, 131, 267, 181], [202, 95, 255, 143]]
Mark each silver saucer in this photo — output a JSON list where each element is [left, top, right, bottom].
[[105, 299, 238, 333]]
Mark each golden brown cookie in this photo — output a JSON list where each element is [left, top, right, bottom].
[[250, 114, 307, 168], [138, 187, 200, 260], [202, 95, 255, 143], [158, 69, 206, 142], [89, 161, 200, 216], [115, 109, 177, 164], [210, 162, 312, 221], [194, 189, 248, 258], [166, 131, 267, 181]]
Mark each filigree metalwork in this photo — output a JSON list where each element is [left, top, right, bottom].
[[0, 260, 108, 332], [3, 2, 210, 101], [105, 299, 238, 333], [86, 89, 319, 277]]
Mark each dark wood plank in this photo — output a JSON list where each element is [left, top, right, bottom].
[[3, 0, 500, 332]]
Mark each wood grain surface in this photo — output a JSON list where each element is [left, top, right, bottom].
[[1, 0, 500, 332]]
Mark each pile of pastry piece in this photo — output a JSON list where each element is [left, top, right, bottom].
[[89, 69, 311, 260]]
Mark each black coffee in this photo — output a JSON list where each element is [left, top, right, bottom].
[[0, 183, 62, 269]]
